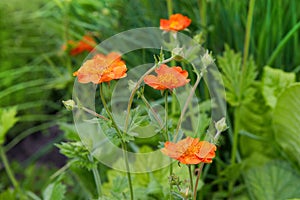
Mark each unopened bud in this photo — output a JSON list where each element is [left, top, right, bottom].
[[62, 100, 75, 111], [202, 50, 214, 67], [215, 117, 227, 132], [172, 47, 184, 61]]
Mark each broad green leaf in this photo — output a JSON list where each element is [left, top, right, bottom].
[[262, 66, 296, 108], [43, 182, 66, 200], [238, 84, 276, 158], [217, 45, 257, 106], [245, 161, 300, 200], [273, 84, 300, 167], [0, 107, 18, 145]]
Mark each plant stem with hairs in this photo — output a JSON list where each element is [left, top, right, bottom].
[[99, 84, 134, 200]]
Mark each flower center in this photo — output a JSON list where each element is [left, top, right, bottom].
[[158, 74, 178, 85]]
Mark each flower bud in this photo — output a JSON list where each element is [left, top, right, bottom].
[[215, 117, 227, 132], [62, 100, 76, 111], [201, 50, 214, 67], [172, 47, 184, 61]]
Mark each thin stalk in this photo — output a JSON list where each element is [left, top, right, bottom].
[[89, 155, 102, 197], [267, 21, 300, 66], [230, 107, 240, 164], [164, 91, 173, 198], [174, 71, 202, 142], [164, 91, 169, 141], [166, 0, 173, 17], [140, 94, 164, 129], [50, 160, 74, 180], [99, 84, 134, 200], [124, 56, 174, 133], [0, 146, 22, 196], [193, 163, 204, 200], [76, 105, 109, 121], [188, 165, 194, 198], [228, 107, 241, 197], [242, 0, 255, 70]]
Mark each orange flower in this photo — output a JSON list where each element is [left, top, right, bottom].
[[160, 14, 191, 31], [144, 64, 189, 90], [64, 35, 96, 56], [73, 52, 127, 84], [161, 137, 217, 164]]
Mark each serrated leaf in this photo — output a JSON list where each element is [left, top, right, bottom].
[[217, 45, 257, 106], [273, 84, 300, 167], [239, 84, 276, 158], [245, 161, 300, 200], [0, 107, 18, 145], [55, 142, 97, 170], [43, 182, 66, 200], [262, 66, 296, 108]]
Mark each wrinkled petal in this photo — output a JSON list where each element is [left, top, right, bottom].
[[161, 136, 216, 165], [74, 52, 127, 84], [160, 14, 191, 32], [144, 64, 189, 90]]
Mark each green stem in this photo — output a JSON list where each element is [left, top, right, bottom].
[[164, 91, 169, 141], [124, 56, 174, 133], [193, 163, 204, 200], [166, 0, 173, 17], [122, 143, 134, 200], [0, 146, 21, 193], [140, 94, 164, 129], [228, 107, 241, 197], [89, 155, 102, 197], [188, 165, 194, 198], [242, 0, 255, 70], [230, 107, 240, 164], [267, 21, 300, 66], [174, 70, 202, 142], [99, 84, 134, 200]]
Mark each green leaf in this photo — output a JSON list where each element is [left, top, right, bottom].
[[262, 66, 296, 108], [0, 107, 18, 145], [43, 182, 66, 200], [238, 84, 275, 158], [217, 45, 257, 106], [245, 160, 300, 200], [273, 84, 300, 167], [55, 141, 97, 170]]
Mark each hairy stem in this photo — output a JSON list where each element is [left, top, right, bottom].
[[193, 163, 204, 200], [188, 165, 194, 198], [99, 84, 134, 200], [174, 71, 202, 142], [124, 56, 174, 133]]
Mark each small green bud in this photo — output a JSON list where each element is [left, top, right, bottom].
[[201, 50, 214, 67], [62, 100, 76, 111], [215, 117, 227, 132], [172, 47, 184, 61]]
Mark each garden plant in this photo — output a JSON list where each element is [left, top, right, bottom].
[[1, 0, 300, 200]]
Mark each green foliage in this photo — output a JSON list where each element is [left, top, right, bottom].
[[43, 182, 66, 200], [56, 141, 97, 170], [245, 160, 300, 200], [217, 45, 257, 107], [262, 66, 296, 108], [273, 84, 300, 168], [0, 107, 18, 145]]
